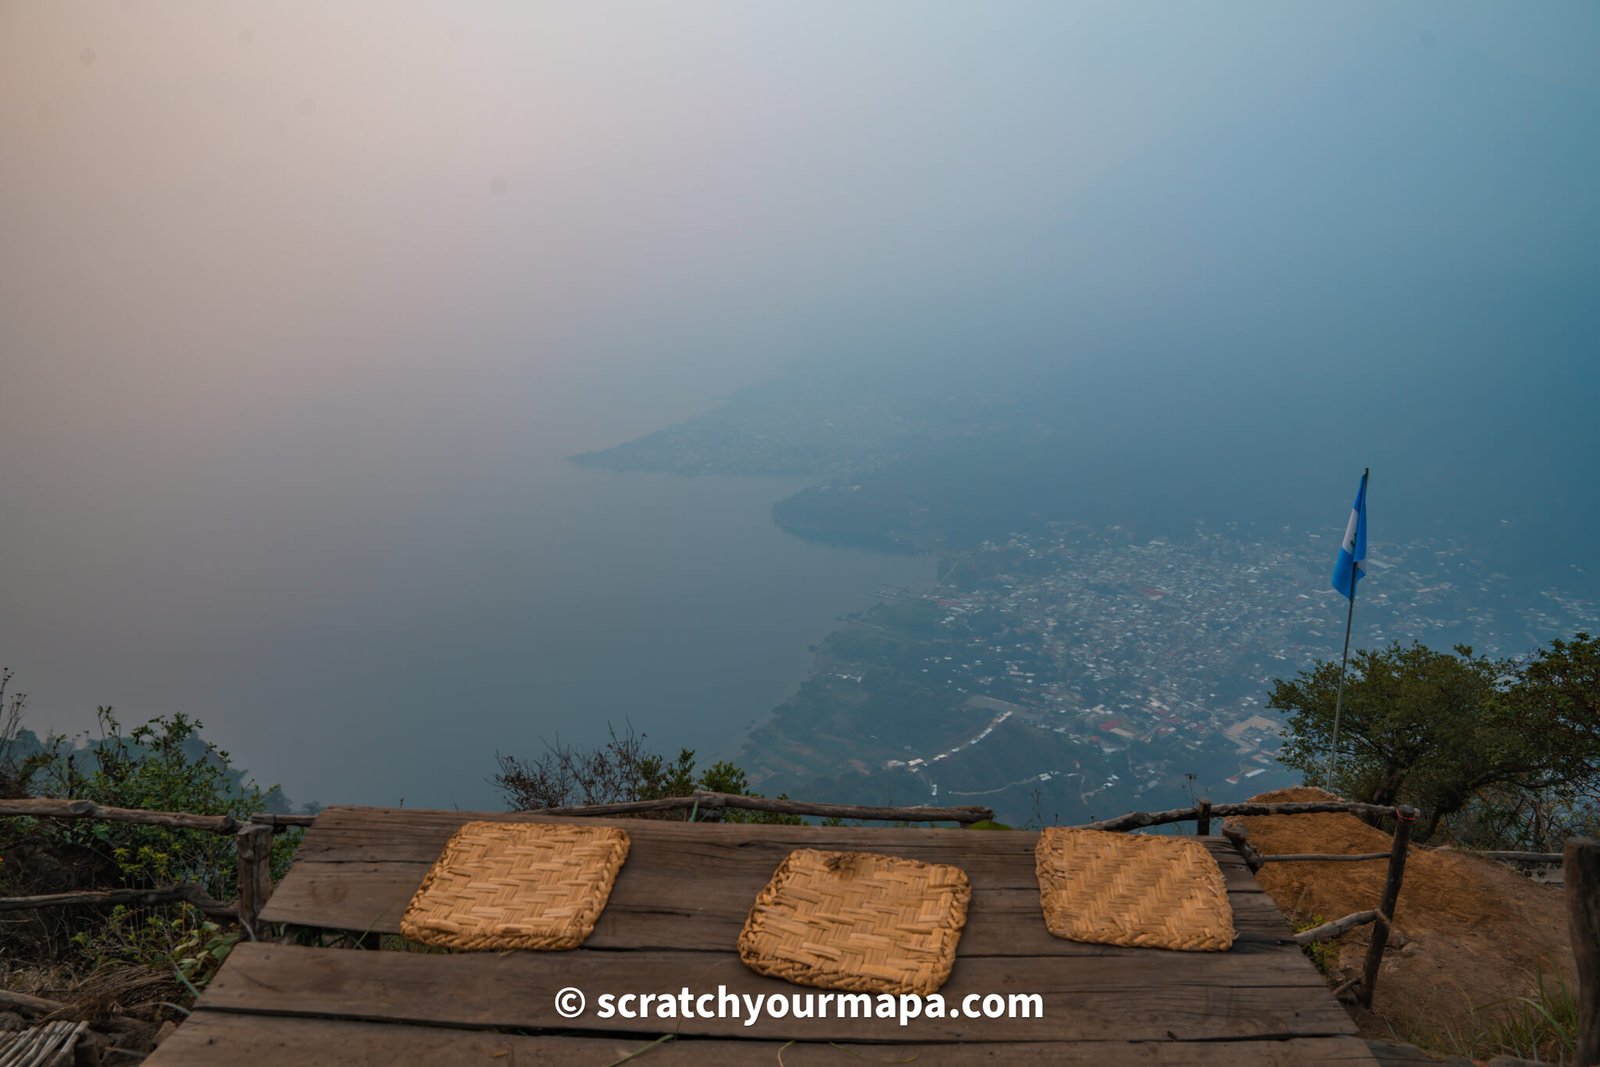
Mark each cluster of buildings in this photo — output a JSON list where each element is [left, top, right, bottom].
[[872, 523, 1598, 798]]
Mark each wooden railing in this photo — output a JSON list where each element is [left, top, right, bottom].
[[1076, 795, 1421, 1008], [0, 797, 311, 937], [527, 790, 995, 825], [4, 792, 1593, 1054]]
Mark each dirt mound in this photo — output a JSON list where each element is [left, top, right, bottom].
[[1236, 787, 1574, 1046]]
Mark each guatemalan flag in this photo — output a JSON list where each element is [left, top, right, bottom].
[[1330, 469, 1369, 600]]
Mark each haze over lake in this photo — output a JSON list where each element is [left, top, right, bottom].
[[3, 3, 1596, 809]]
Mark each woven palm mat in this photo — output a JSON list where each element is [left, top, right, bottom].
[[399, 821, 629, 951], [738, 849, 971, 996], [1035, 828, 1235, 951]]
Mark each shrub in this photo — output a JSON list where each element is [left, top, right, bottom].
[[2, 698, 298, 987], [24, 707, 298, 898], [492, 724, 803, 824], [1290, 914, 1338, 979]]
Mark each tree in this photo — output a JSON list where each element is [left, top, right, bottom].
[[1273, 640, 1584, 842], [1517, 632, 1600, 782]]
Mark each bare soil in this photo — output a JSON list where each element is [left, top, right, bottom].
[[1239, 787, 1575, 1054]]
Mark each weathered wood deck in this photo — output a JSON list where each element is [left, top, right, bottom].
[[146, 806, 1377, 1065]]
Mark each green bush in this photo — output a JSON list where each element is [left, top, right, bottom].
[[1290, 915, 1338, 979], [25, 707, 298, 899], [1, 697, 298, 996]]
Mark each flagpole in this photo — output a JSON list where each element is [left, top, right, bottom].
[[1327, 574, 1356, 781], [1327, 467, 1367, 783]]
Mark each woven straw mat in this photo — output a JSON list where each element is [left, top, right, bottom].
[[738, 849, 971, 996], [399, 821, 629, 951], [1034, 828, 1235, 951]]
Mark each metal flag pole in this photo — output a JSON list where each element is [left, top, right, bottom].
[[1327, 468, 1367, 782], [1327, 569, 1357, 781]]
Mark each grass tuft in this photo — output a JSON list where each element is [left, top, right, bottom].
[[1401, 971, 1577, 1065]]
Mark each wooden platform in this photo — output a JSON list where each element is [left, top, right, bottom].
[[145, 806, 1378, 1065]]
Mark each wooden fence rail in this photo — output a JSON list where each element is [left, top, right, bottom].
[[1081, 799, 1417, 833], [1191, 800, 1420, 1007], [0, 797, 314, 833], [530, 790, 995, 825], [1294, 910, 1379, 945], [0, 882, 235, 921], [0, 797, 306, 938]]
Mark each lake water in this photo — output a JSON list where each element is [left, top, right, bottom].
[[4, 405, 932, 811]]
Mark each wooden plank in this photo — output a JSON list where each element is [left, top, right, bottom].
[[261, 860, 1292, 957], [291, 823, 1261, 889], [196, 943, 1360, 1043], [293, 807, 1257, 878], [294, 806, 1046, 862], [147, 1012, 1381, 1065], [284, 835, 1261, 896]]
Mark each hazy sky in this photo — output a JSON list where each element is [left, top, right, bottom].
[[3, 3, 1597, 805]]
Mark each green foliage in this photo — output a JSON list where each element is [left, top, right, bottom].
[[1289, 915, 1337, 978], [69, 909, 240, 992], [172, 919, 242, 988], [492, 725, 802, 823], [24, 707, 298, 898], [966, 819, 1014, 830], [1516, 632, 1600, 781], [0, 688, 298, 1003], [1273, 638, 1598, 842]]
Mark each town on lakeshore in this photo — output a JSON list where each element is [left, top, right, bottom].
[[741, 522, 1599, 826]]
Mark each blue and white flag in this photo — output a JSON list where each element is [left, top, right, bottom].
[[1330, 470, 1369, 600]]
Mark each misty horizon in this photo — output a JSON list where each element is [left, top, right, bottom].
[[3, 2, 1596, 809]]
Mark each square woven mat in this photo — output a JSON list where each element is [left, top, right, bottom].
[[1035, 828, 1235, 951], [399, 821, 629, 951], [737, 848, 971, 996]]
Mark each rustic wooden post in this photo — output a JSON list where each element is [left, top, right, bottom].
[[235, 823, 274, 939], [1221, 821, 1264, 874], [1565, 837, 1600, 1066], [1358, 806, 1415, 1008], [691, 790, 726, 823], [1196, 798, 1212, 836]]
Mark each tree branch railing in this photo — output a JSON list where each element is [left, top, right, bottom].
[[0, 797, 312, 936], [1078, 799, 1419, 833], [0, 797, 314, 833], [1096, 796, 1424, 1009], [1293, 909, 1379, 945], [528, 790, 995, 825], [0, 882, 236, 921]]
